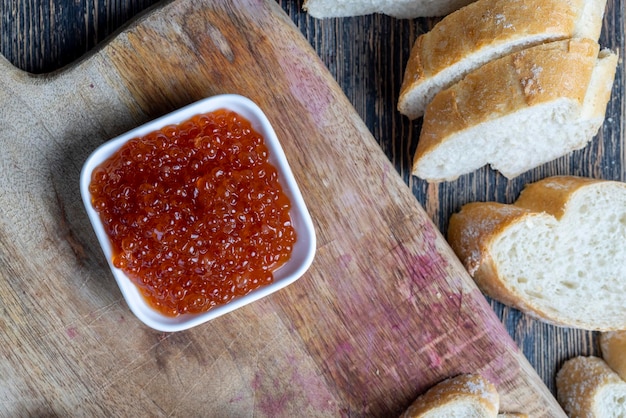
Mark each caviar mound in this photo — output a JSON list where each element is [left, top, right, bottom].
[[89, 109, 296, 317]]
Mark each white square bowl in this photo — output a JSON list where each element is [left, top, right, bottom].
[[80, 94, 316, 332]]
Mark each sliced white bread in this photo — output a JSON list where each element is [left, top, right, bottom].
[[401, 374, 499, 418], [303, 0, 476, 18], [398, 0, 607, 119], [556, 356, 626, 418], [447, 176, 626, 330], [412, 38, 617, 182], [601, 331, 626, 381]]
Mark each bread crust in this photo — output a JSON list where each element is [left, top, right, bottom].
[[401, 374, 499, 418], [556, 356, 625, 418], [600, 331, 626, 381], [447, 176, 626, 329], [514, 175, 603, 218], [398, 0, 607, 119], [448, 202, 532, 277], [414, 38, 600, 177]]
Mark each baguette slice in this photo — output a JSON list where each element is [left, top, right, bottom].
[[447, 176, 626, 330], [303, 0, 476, 18], [401, 374, 499, 418], [412, 38, 617, 182], [600, 331, 626, 381], [398, 0, 607, 119], [556, 356, 626, 418]]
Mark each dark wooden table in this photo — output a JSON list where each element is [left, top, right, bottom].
[[1, 0, 622, 400]]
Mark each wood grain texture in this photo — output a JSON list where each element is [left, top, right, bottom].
[[0, 0, 622, 415], [0, 1, 562, 416]]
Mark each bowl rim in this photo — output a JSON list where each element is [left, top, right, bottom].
[[80, 94, 316, 332]]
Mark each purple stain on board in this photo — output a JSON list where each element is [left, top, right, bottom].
[[257, 388, 293, 416], [278, 46, 332, 126], [66, 326, 78, 339], [228, 393, 244, 404], [335, 341, 354, 355], [427, 350, 442, 368], [252, 363, 337, 416], [389, 224, 522, 386], [338, 253, 352, 270]]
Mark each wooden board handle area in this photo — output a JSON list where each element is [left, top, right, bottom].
[[0, 0, 563, 416]]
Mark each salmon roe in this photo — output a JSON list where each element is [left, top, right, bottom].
[[89, 109, 296, 316]]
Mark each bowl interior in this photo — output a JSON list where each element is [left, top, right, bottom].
[[80, 94, 316, 332]]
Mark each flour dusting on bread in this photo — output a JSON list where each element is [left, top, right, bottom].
[[557, 356, 626, 417]]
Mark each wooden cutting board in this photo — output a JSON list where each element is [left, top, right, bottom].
[[0, 0, 564, 416]]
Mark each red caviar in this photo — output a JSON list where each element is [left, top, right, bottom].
[[89, 109, 296, 316]]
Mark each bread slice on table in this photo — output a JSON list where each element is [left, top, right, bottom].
[[398, 0, 607, 119], [411, 38, 617, 182], [447, 176, 626, 330], [303, 0, 476, 18], [601, 331, 626, 381], [557, 356, 626, 418], [401, 374, 499, 417]]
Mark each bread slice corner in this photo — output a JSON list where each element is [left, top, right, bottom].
[[447, 176, 626, 330]]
